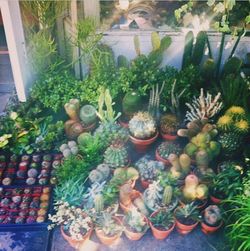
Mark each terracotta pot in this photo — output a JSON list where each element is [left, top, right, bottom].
[[119, 119, 129, 128], [174, 209, 198, 235], [155, 150, 170, 166], [95, 217, 122, 245], [129, 132, 159, 153], [210, 195, 222, 204], [120, 190, 142, 213], [160, 132, 178, 141], [149, 211, 175, 240], [61, 225, 93, 249], [123, 216, 148, 241], [179, 199, 208, 210], [140, 179, 151, 189], [201, 220, 223, 234]]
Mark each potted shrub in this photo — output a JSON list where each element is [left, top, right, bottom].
[[149, 208, 175, 240], [129, 112, 158, 152], [123, 207, 149, 241], [95, 212, 123, 245], [48, 201, 93, 248], [155, 142, 182, 166], [136, 156, 165, 189], [160, 114, 179, 141], [201, 205, 223, 234], [174, 202, 199, 235]]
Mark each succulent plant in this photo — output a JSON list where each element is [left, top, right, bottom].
[[94, 194, 104, 213], [122, 92, 142, 118], [157, 142, 182, 160], [149, 208, 175, 230], [104, 143, 129, 169], [89, 164, 110, 184], [204, 205, 222, 226], [129, 112, 156, 139], [64, 99, 80, 121], [94, 122, 129, 147], [175, 202, 199, 221], [162, 185, 173, 206], [160, 114, 179, 135], [59, 141, 79, 159], [136, 156, 164, 181], [79, 105, 97, 126]]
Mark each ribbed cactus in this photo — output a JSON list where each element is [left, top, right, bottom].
[[151, 31, 161, 51], [223, 57, 242, 76], [129, 112, 156, 139], [117, 55, 129, 68], [94, 194, 104, 213], [89, 164, 110, 184], [79, 105, 97, 125], [196, 150, 209, 167], [179, 153, 191, 173], [157, 142, 182, 160], [104, 143, 129, 169], [122, 92, 142, 117], [64, 99, 80, 121], [134, 35, 141, 56], [160, 114, 179, 135], [162, 185, 173, 206], [191, 31, 207, 66], [182, 31, 194, 69]]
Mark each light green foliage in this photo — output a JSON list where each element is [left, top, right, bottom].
[[149, 209, 174, 230]]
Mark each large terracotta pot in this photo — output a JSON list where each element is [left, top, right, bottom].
[[160, 132, 178, 141], [149, 211, 175, 240], [61, 224, 93, 249], [155, 150, 170, 166], [201, 220, 223, 234], [95, 217, 122, 245], [174, 209, 198, 235], [129, 132, 159, 153]]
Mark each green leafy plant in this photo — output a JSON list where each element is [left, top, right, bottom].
[[175, 202, 199, 223], [149, 209, 175, 230]]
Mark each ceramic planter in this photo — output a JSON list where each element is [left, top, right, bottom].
[[61, 225, 93, 249], [129, 132, 159, 153], [201, 220, 223, 234], [160, 132, 178, 141], [155, 150, 170, 166], [95, 217, 122, 245], [149, 211, 175, 240]]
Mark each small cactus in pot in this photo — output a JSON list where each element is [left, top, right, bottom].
[[79, 105, 97, 126], [104, 143, 129, 169], [160, 114, 179, 140]]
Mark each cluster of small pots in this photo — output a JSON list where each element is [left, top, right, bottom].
[[0, 186, 51, 224], [0, 154, 62, 186]]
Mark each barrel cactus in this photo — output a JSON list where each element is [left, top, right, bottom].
[[104, 143, 129, 169], [89, 164, 110, 184], [157, 142, 182, 160], [122, 92, 142, 118], [129, 112, 156, 139], [160, 114, 179, 135], [79, 105, 97, 126]]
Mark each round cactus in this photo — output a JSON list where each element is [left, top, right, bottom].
[[129, 112, 156, 139], [157, 142, 182, 160], [160, 114, 179, 135], [79, 105, 97, 126], [122, 92, 142, 117], [204, 205, 221, 226]]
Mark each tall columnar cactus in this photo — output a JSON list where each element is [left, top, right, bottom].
[[162, 185, 173, 206], [134, 35, 141, 56], [94, 194, 104, 213], [79, 105, 97, 126], [151, 31, 161, 51], [129, 112, 156, 139], [64, 99, 80, 121], [122, 92, 142, 117], [104, 143, 129, 169], [191, 31, 207, 66], [182, 31, 194, 69], [117, 55, 129, 68]]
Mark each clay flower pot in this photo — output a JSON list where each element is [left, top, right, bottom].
[[60, 225, 93, 249], [160, 132, 178, 141], [155, 150, 170, 166], [123, 216, 148, 241], [201, 220, 223, 234], [174, 209, 198, 235], [210, 195, 222, 204], [95, 217, 122, 245], [129, 132, 159, 153], [149, 211, 175, 240], [120, 190, 142, 213]]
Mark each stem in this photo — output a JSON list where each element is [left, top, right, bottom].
[[216, 32, 226, 79]]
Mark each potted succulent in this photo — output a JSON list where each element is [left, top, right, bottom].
[[174, 202, 199, 235], [129, 112, 158, 152], [123, 207, 149, 241], [160, 114, 179, 141], [201, 205, 223, 234], [149, 208, 175, 240], [136, 156, 165, 189], [155, 142, 182, 166], [95, 211, 123, 245], [48, 201, 93, 249]]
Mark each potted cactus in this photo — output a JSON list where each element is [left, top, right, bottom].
[[129, 112, 158, 152], [88, 164, 111, 184], [79, 104, 97, 131], [104, 143, 129, 169], [149, 208, 175, 240], [95, 211, 123, 245], [155, 142, 182, 166], [160, 114, 179, 141], [123, 207, 149, 241], [201, 205, 223, 234], [174, 202, 199, 235], [136, 156, 165, 189]]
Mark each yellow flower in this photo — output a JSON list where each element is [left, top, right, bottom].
[[217, 115, 232, 130], [226, 106, 245, 116], [235, 120, 249, 133]]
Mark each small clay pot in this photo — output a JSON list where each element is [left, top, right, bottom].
[[140, 179, 151, 189], [160, 132, 178, 141], [129, 132, 159, 153], [201, 220, 223, 234], [95, 217, 122, 245], [149, 211, 175, 240], [155, 150, 170, 166]]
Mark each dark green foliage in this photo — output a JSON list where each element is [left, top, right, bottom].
[[122, 92, 142, 116], [222, 57, 243, 77], [201, 58, 216, 80], [191, 31, 207, 66], [117, 55, 129, 68], [182, 31, 194, 69]]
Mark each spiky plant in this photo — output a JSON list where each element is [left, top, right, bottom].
[[235, 120, 249, 134], [217, 115, 233, 131], [226, 106, 246, 119], [157, 142, 182, 160], [160, 114, 179, 135], [218, 132, 243, 155]]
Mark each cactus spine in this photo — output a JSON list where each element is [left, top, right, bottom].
[[162, 185, 173, 206], [94, 194, 104, 213]]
